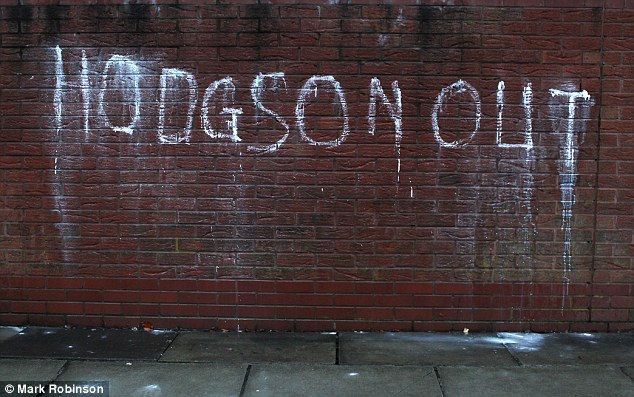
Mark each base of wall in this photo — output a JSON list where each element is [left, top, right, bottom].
[[1, 277, 631, 332]]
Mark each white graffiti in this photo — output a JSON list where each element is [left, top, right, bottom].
[[549, 88, 593, 302], [201, 76, 243, 143], [53, 46, 594, 284], [158, 68, 198, 144], [431, 80, 481, 149], [49, 47, 600, 285], [248, 72, 290, 154], [296, 75, 349, 147], [496, 81, 536, 251], [97, 55, 141, 135], [496, 81, 534, 149], [369, 77, 403, 180]]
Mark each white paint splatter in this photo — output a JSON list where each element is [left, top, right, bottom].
[[158, 68, 198, 144], [431, 79, 481, 148], [201, 77, 243, 142], [98, 54, 141, 135], [296, 75, 349, 147], [368, 77, 403, 182], [248, 72, 290, 154], [549, 88, 593, 304]]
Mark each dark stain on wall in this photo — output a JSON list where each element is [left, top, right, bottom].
[[417, 5, 438, 47], [245, 3, 274, 62], [7, 5, 32, 34], [246, 3, 273, 33], [43, 5, 70, 36], [246, 3, 272, 19], [122, 3, 150, 20]]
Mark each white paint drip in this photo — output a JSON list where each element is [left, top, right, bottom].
[[54, 46, 64, 174], [158, 68, 198, 144], [396, 7, 405, 25], [522, 83, 534, 149], [496, 81, 505, 141], [368, 77, 403, 182], [296, 75, 349, 147], [549, 88, 593, 305], [201, 77, 243, 142], [431, 80, 481, 148], [520, 83, 536, 239], [98, 54, 141, 135], [52, 46, 70, 265], [81, 50, 90, 137], [248, 72, 290, 154]]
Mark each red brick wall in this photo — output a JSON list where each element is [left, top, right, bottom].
[[0, 1, 632, 332]]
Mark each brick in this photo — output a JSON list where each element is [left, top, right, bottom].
[[47, 302, 83, 315]]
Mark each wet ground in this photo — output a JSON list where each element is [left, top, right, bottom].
[[0, 326, 632, 396]]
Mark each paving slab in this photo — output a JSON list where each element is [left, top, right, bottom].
[[161, 332, 336, 364], [50, 361, 247, 397], [499, 332, 634, 365], [243, 364, 442, 397], [0, 327, 23, 343], [339, 332, 517, 366], [438, 365, 634, 397], [0, 327, 176, 360], [0, 359, 66, 381], [0, 359, 66, 397]]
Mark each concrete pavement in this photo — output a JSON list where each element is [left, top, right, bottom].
[[0, 326, 632, 396]]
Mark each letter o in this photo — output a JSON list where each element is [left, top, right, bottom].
[[431, 80, 481, 148], [296, 75, 349, 147]]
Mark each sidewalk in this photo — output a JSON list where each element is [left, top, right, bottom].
[[0, 326, 632, 397]]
